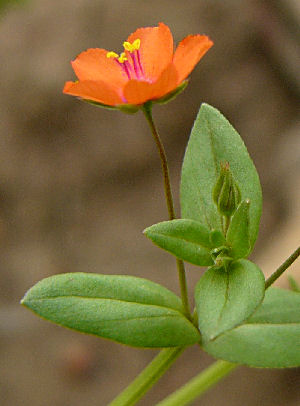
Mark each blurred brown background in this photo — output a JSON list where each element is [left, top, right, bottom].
[[0, 0, 299, 405]]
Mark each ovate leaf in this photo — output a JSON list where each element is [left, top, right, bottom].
[[203, 288, 300, 367], [21, 273, 200, 348], [195, 259, 265, 342], [144, 219, 213, 266], [180, 103, 262, 251]]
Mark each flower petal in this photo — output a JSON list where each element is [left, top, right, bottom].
[[63, 80, 124, 106], [71, 48, 127, 88], [173, 35, 213, 83], [124, 64, 178, 105], [126, 22, 173, 81]]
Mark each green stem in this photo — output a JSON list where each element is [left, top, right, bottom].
[[156, 360, 236, 406], [108, 348, 184, 406], [224, 215, 231, 237], [265, 246, 300, 289], [142, 102, 175, 220], [154, 247, 300, 406], [142, 102, 191, 320]]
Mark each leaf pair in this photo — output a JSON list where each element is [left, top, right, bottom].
[[21, 273, 200, 348], [144, 200, 251, 267], [145, 104, 259, 266]]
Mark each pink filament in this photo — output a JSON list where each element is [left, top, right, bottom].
[[115, 49, 144, 81]]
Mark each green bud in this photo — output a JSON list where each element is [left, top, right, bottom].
[[213, 162, 241, 217]]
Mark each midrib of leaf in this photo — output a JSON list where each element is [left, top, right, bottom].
[[247, 306, 300, 323], [208, 320, 300, 343], [217, 272, 230, 324], [25, 296, 184, 312], [149, 232, 211, 249], [205, 116, 223, 229]]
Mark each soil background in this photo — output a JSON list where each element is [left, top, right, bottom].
[[0, 0, 299, 405]]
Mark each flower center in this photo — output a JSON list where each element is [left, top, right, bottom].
[[107, 39, 144, 80]]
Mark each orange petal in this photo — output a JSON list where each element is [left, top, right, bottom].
[[126, 22, 173, 81], [124, 64, 178, 105], [63, 80, 124, 106], [173, 35, 213, 83], [71, 48, 127, 88]]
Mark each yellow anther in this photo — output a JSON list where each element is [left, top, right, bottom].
[[106, 51, 119, 59], [118, 52, 128, 63], [123, 41, 134, 52], [123, 38, 141, 53], [132, 39, 140, 50]]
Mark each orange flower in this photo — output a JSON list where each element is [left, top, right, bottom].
[[63, 23, 213, 108]]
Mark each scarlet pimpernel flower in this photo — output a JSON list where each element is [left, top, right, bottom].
[[63, 22, 213, 110]]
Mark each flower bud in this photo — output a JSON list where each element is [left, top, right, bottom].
[[213, 162, 241, 217]]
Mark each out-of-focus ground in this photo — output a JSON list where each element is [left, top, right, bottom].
[[0, 0, 299, 405]]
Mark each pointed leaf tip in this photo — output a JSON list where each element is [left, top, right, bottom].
[[144, 219, 213, 266], [22, 273, 200, 348]]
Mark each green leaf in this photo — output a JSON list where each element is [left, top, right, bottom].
[[203, 288, 300, 368], [180, 103, 262, 251], [195, 259, 265, 343], [144, 219, 213, 266], [226, 200, 251, 259], [209, 229, 226, 247], [288, 275, 300, 292], [21, 273, 200, 348]]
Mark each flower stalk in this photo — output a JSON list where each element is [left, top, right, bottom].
[[142, 102, 191, 320]]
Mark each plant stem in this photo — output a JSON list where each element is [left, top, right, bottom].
[[156, 360, 236, 406], [224, 215, 231, 236], [142, 102, 191, 319], [265, 245, 300, 289], [108, 348, 184, 406], [154, 247, 300, 406]]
